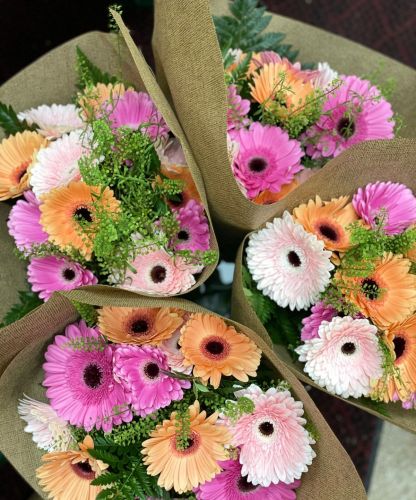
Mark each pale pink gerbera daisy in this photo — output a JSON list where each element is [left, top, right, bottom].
[[246, 212, 334, 310], [352, 181, 416, 235], [231, 122, 303, 199], [43, 321, 132, 432], [113, 345, 189, 416], [120, 248, 197, 295], [29, 130, 86, 198], [296, 316, 383, 398], [109, 90, 169, 141], [195, 458, 300, 500], [18, 104, 83, 139], [227, 84, 250, 131], [7, 190, 48, 251], [303, 75, 394, 159], [173, 200, 210, 252], [301, 301, 338, 341], [311, 62, 338, 90], [27, 255, 98, 301], [159, 313, 193, 374], [229, 384, 315, 486]]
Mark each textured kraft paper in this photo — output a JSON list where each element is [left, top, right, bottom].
[[232, 138, 416, 434], [0, 28, 218, 318], [152, 0, 416, 255], [0, 287, 365, 499]]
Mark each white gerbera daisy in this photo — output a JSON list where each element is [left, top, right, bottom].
[[18, 395, 74, 451], [246, 211, 334, 310], [312, 62, 339, 90], [29, 130, 86, 197], [295, 316, 383, 398], [18, 104, 84, 139]]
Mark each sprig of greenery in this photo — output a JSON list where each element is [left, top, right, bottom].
[[0, 102, 38, 136], [0, 289, 43, 327], [76, 47, 120, 90]]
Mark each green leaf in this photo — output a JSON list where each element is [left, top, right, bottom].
[[0, 102, 37, 136], [0, 290, 43, 327], [95, 490, 114, 500], [194, 382, 210, 392], [90, 472, 119, 486], [76, 47, 120, 90], [88, 448, 120, 467]]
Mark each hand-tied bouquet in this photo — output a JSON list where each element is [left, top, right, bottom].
[[245, 179, 416, 411], [18, 304, 318, 499]]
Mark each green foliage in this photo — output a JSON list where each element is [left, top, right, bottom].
[[214, 0, 299, 61], [76, 47, 120, 90], [362, 61, 397, 101], [174, 405, 192, 451], [222, 396, 255, 423], [0, 101, 38, 136], [0, 290, 43, 327], [71, 301, 98, 326]]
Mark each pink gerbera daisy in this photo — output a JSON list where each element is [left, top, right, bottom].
[[27, 255, 98, 301], [173, 200, 210, 252], [195, 458, 300, 499], [352, 181, 416, 235], [301, 301, 338, 341], [296, 316, 383, 398], [18, 104, 83, 139], [113, 344, 190, 416], [231, 122, 303, 199], [228, 385, 315, 486], [109, 90, 169, 141], [7, 190, 48, 251], [303, 75, 394, 159], [43, 321, 132, 432], [227, 85, 250, 131]]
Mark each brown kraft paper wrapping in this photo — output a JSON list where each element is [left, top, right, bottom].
[[0, 286, 365, 499], [232, 138, 416, 434], [151, 0, 416, 255]]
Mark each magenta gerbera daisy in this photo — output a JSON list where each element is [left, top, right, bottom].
[[43, 321, 132, 432], [7, 190, 48, 251], [109, 90, 169, 141], [195, 458, 300, 499], [173, 200, 210, 252], [301, 301, 338, 341], [231, 122, 303, 199], [352, 181, 416, 235], [27, 255, 98, 301], [303, 75, 394, 159], [227, 84, 250, 131], [113, 344, 190, 416]]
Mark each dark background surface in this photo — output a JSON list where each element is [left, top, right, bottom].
[[0, 0, 414, 498]]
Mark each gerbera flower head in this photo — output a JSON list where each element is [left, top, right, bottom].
[[247, 51, 284, 75], [301, 301, 338, 341], [18, 395, 73, 452], [78, 82, 128, 118], [7, 190, 48, 251], [228, 384, 315, 486], [340, 252, 416, 327], [0, 131, 47, 200], [98, 306, 183, 345], [158, 137, 187, 166], [303, 75, 394, 159], [39, 181, 120, 259], [180, 313, 261, 389], [43, 320, 132, 432], [311, 62, 338, 90], [296, 316, 383, 398], [161, 163, 201, 209], [109, 90, 169, 141], [231, 122, 303, 200], [253, 179, 299, 205], [142, 401, 231, 494], [30, 130, 86, 198], [27, 255, 97, 301], [195, 458, 300, 500], [113, 344, 189, 416], [352, 182, 416, 235], [227, 84, 250, 131], [173, 200, 210, 252], [293, 195, 358, 252], [160, 314, 193, 374], [247, 212, 334, 310], [18, 104, 83, 139], [36, 435, 107, 500]]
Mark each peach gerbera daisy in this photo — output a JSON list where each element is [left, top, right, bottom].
[[0, 131, 47, 200], [98, 306, 184, 345], [253, 179, 299, 205], [142, 401, 230, 494], [36, 435, 108, 500], [40, 181, 119, 259], [160, 163, 201, 209], [293, 195, 358, 252], [180, 314, 261, 388], [340, 253, 416, 328], [78, 82, 128, 119]]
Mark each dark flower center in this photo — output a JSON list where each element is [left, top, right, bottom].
[[71, 461, 95, 480], [287, 250, 302, 267], [341, 342, 356, 355], [150, 265, 167, 283], [144, 362, 160, 379], [83, 363, 103, 389], [337, 116, 356, 139], [361, 278, 380, 300], [178, 230, 189, 241], [74, 206, 93, 223], [393, 336, 406, 361], [259, 421, 274, 436], [62, 268, 76, 281], [319, 224, 338, 242], [205, 340, 224, 355], [131, 319, 149, 335], [170, 193, 184, 206], [237, 475, 258, 492], [248, 157, 268, 173]]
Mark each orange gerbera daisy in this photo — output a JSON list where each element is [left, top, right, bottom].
[[340, 253, 416, 328], [36, 435, 108, 500], [0, 131, 47, 200], [98, 306, 184, 345], [180, 314, 261, 388], [78, 82, 129, 119], [160, 163, 201, 209], [40, 181, 119, 259], [293, 195, 358, 252], [142, 401, 230, 494], [253, 179, 299, 205]]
